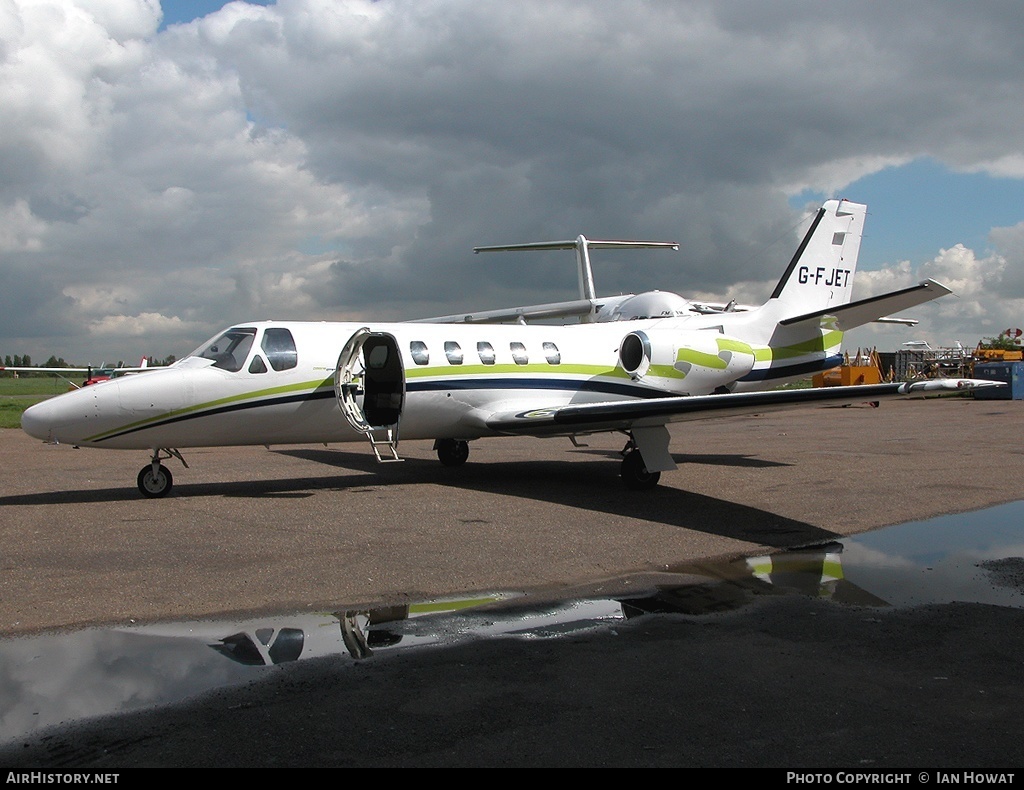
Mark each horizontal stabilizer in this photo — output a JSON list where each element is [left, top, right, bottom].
[[472, 239, 679, 254], [418, 236, 680, 323], [779, 279, 952, 331], [474, 235, 677, 309]]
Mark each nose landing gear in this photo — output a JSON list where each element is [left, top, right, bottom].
[[137, 448, 188, 498]]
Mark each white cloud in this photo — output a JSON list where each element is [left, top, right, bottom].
[[88, 311, 201, 337], [0, 200, 46, 252], [961, 155, 1024, 180], [847, 242, 1024, 351]]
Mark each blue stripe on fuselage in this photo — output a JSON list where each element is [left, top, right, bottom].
[[406, 376, 666, 398], [93, 377, 668, 444], [738, 355, 843, 382]]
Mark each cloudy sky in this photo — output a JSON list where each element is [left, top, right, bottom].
[[3, 0, 1024, 364]]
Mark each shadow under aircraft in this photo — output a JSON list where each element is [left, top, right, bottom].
[[276, 445, 837, 549]]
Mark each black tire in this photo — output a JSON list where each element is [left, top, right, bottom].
[[436, 438, 470, 467], [137, 463, 173, 498], [620, 449, 661, 490]]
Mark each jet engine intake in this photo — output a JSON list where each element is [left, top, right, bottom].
[[619, 331, 653, 378], [619, 329, 757, 394]]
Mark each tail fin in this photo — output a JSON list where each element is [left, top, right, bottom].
[[769, 199, 866, 316]]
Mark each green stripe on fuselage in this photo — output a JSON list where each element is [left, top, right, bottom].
[[84, 376, 334, 443], [752, 330, 843, 363]]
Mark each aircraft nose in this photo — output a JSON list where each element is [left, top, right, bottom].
[[21, 398, 58, 442], [20, 387, 100, 444], [21, 369, 188, 447]]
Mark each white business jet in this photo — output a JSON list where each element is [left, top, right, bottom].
[[20, 200, 996, 497]]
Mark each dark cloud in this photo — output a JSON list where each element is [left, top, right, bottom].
[[2, 1, 1024, 360]]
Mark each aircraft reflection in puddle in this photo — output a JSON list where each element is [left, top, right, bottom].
[[0, 543, 853, 745], [3, 496, 1024, 747], [124, 542, 869, 669]]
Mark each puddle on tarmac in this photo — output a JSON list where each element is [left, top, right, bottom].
[[2, 499, 1022, 746]]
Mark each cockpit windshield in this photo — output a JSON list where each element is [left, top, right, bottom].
[[191, 328, 257, 372]]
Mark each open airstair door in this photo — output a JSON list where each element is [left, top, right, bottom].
[[335, 328, 405, 462]]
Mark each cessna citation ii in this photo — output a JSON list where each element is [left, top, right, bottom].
[[20, 200, 999, 497]]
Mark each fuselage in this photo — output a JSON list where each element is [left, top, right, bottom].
[[21, 310, 842, 452]]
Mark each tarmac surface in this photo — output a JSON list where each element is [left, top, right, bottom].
[[1, 395, 1023, 767]]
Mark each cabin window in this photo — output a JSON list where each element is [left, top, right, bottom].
[[262, 328, 298, 371], [444, 341, 463, 365], [248, 355, 268, 374], [477, 342, 496, 365], [410, 340, 429, 365], [510, 342, 528, 365], [199, 328, 257, 372], [543, 342, 561, 365]]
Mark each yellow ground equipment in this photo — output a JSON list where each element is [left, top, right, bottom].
[[974, 344, 1023, 363], [812, 348, 883, 387]]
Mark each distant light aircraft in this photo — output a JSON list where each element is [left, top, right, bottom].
[[20, 200, 1000, 497], [2, 358, 157, 388]]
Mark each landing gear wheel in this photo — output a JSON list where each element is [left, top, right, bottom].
[[620, 449, 661, 490], [435, 438, 470, 467], [137, 463, 173, 498]]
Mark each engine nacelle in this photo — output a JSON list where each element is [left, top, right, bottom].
[[618, 329, 757, 394]]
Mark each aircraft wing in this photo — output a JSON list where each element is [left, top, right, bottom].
[[689, 301, 754, 314], [412, 298, 598, 324], [780, 279, 952, 331], [484, 379, 999, 437], [0, 366, 93, 374], [413, 294, 644, 324], [0, 366, 159, 375]]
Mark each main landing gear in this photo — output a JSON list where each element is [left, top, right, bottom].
[[432, 435, 661, 489], [620, 440, 661, 491], [434, 438, 470, 467], [137, 448, 188, 498]]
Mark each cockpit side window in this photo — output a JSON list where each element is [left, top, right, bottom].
[[262, 328, 298, 371], [198, 328, 257, 372]]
